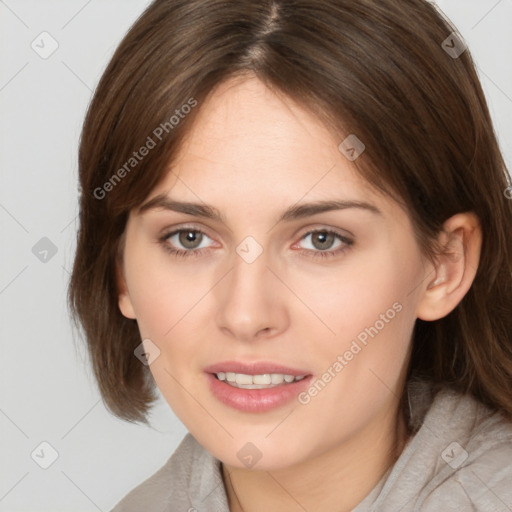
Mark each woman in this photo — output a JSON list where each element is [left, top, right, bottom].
[[69, 0, 512, 510]]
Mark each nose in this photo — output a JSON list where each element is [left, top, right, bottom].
[[215, 247, 289, 343]]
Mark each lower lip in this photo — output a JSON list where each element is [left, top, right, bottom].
[[206, 373, 313, 413]]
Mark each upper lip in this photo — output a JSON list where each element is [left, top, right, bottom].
[[204, 361, 311, 376]]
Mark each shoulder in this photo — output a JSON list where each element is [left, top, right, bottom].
[[418, 387, 512, 510], [366, 382, 512, 511], [109, 433, 221, 512]]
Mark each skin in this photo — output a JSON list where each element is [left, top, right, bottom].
[[117, 74, 482, 511]]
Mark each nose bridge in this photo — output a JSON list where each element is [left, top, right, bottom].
[[232, 245, 268, 296], [228, 241, 272, 310], [215, 238, 286, 340]]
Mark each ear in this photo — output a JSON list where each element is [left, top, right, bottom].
[[116, 257, 137, 319], [416, 212, 482, 321]]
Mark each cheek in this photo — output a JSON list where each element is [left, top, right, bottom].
[[296, 246, 420, 416], [289, 244, 418, 351], [124, 243, 208, 339], [124, 254, 209, 417], [289, 244, 420, 416], [126, 229, 421, 364]]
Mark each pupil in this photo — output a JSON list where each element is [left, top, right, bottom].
[[180, 230, 201, 248], [314, 231, 333, 250]]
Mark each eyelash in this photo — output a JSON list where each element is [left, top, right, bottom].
[[159, 227, 353, 260]]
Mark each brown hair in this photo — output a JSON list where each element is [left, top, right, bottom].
[[69, 0, 512, 424]]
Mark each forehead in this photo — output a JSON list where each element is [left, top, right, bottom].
[[149, 75, 385, 213], [175, 75, 343, 170]]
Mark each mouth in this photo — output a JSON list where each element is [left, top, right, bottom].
[[204, 361, 313, 412], [213, 371, 307, 389]]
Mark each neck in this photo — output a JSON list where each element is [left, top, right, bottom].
[[222, 399, 408, 512]]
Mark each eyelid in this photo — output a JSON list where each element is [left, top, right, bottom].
[[159, 223, 354, 258], [291, 223, 354, 244], [160, 223, 352, 242], [291, 227, 353, 250], [159, 223, 218, 241]]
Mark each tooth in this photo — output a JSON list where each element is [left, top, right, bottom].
[[235, 373, 253, 385], [253, 374, 271, 385], [220, 372, 306, 388], [271, 373, 284, 384]]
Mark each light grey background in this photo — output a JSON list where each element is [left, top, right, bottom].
[[1, 1, 511, 511]]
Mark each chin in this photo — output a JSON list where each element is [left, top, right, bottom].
[[195, 426, 316, 471]]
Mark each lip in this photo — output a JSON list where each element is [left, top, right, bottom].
[[204, 361, 313, 413], [203, 361, 310, 376]]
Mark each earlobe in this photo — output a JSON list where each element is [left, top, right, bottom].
[[116, 259, 137, 320], [416, 213, 481, 322]]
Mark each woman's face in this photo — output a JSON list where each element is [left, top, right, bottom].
[[118, 75, 431, 470]]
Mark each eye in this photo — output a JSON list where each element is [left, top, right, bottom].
[[159, 226, 353, 260], [159, 227, 215, 258], [294, 229, 353, 259]]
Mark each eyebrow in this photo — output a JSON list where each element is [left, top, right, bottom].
[[138, 195, 382, 223]]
